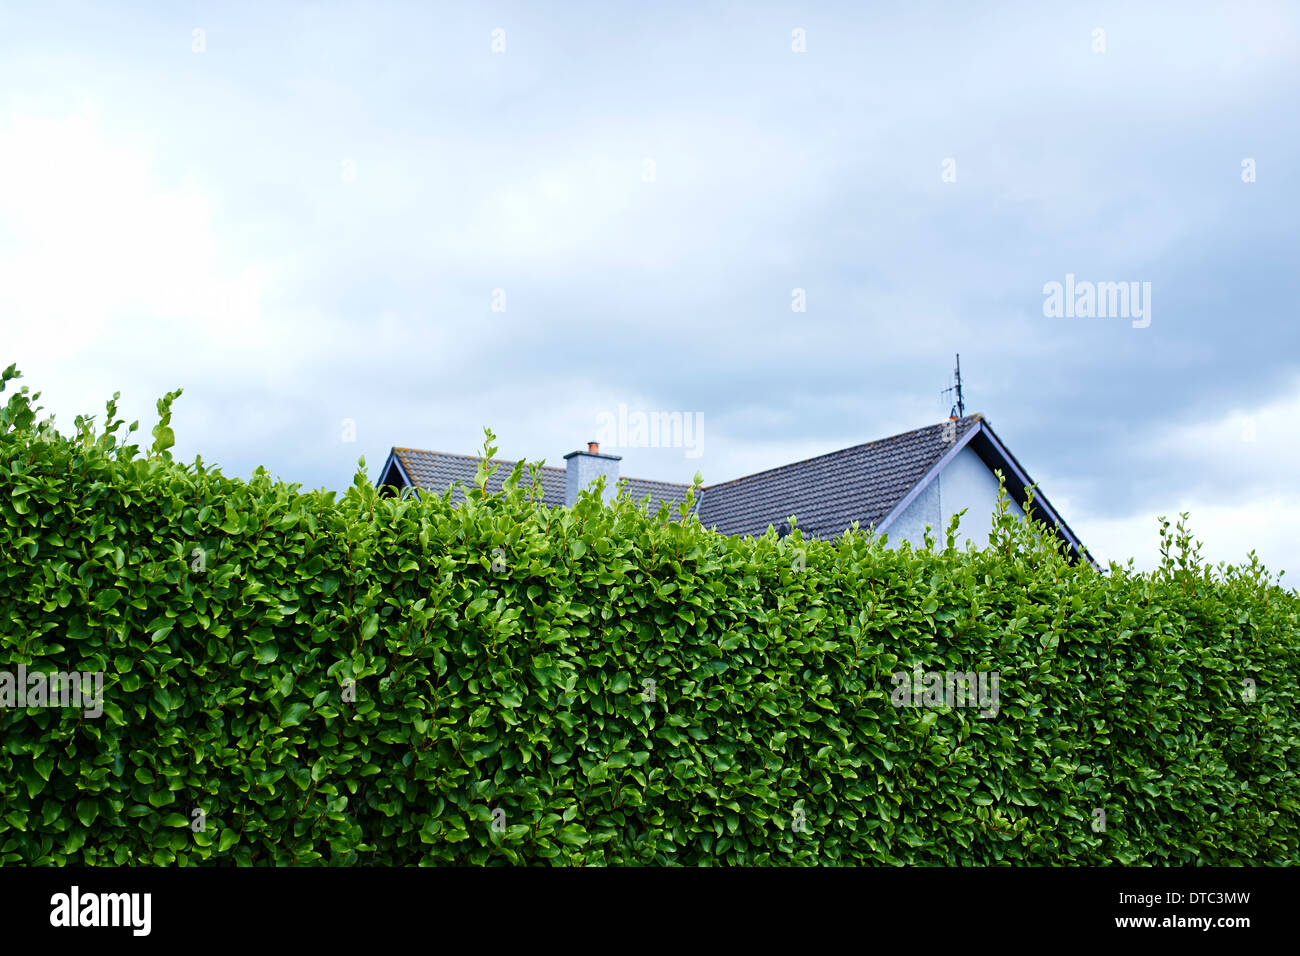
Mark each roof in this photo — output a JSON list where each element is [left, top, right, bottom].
[[694, 415, 984, 538], [388, 447, 696, 515], [380, 414, 1090, 562]]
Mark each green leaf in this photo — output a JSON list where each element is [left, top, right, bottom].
[[93, 588, 122, 610], [281, 702, 311, 727], [499, 687, 524, 708], [556, 825, 589, 847], [151, 424, 175, 453], [76, 800, 98, 827]]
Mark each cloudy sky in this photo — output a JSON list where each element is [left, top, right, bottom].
[[2, 1, 1297, 578]]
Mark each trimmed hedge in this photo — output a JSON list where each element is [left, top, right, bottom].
[[1, 366, 1297, 865]]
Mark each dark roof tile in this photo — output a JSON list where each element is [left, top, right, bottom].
[[694, 416, 982, 538], [391, 447, 697, 515]]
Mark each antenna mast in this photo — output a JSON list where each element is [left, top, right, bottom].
[[942, 354, 965, 418]]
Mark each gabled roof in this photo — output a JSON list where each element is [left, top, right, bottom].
[[378, 414, 1091, 563]]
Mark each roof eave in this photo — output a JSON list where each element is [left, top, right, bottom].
[[973, 422, 1096, 568]]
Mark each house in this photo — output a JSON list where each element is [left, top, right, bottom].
[[375, 413, 1092, 563]]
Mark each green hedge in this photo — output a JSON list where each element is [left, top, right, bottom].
[[1, 366, 1297, 865]]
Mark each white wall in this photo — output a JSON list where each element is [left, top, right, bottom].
[[940, 444, 1024, 548], [885, 445, 1024, 550], [886, 475, 940, 548]]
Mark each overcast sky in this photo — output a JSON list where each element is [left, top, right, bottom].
[[2, 1, 1297, 579]]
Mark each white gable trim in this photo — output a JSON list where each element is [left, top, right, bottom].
[[877, 421, 982, 534]]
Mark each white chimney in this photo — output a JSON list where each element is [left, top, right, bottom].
[[564, 441, 621, 506]]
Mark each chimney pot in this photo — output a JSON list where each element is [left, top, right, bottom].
[[588, 441, 599, 454]]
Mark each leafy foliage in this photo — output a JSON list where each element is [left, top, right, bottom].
[[1, 368, 1297, 865]]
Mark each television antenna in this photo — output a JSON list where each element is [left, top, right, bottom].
[[942, 353, 965, 418]]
